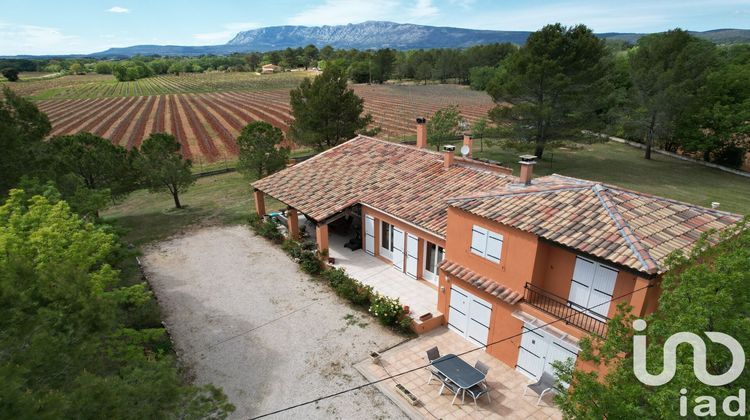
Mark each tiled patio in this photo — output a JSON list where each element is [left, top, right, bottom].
[[328, 233, 439, 321], [356, 327, 563, 420]]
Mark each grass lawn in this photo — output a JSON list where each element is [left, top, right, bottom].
[[103, 172, 280, 246], [472, 140, 750, 215]]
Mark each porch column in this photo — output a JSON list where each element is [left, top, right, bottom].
[[253, 189, 266, 216], [287, 208, 299, 240], [629, 277, 651, 317], [315, 223, 329, 255]]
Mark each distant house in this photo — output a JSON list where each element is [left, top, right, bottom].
[[261, 64, 281, 74], [252, 119, 743, 383]]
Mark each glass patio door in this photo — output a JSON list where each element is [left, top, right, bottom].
[[423, 241, 444, 285]]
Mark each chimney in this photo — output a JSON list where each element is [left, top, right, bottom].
[[518, 154, 537, 185], [443, 145, 455, 168], [416, 117, 427, 148], [462, 133, 473, 157]]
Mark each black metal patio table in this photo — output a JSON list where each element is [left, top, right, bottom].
[[431, 354, 486, 402]]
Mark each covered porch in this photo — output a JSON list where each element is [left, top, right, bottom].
[[328, 232, 441, 327], [254, 190, 444, 333]]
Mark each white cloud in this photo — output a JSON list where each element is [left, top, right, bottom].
[[288, 0, 401, 25], [411, 0, 439, 18], [447, 0, 475, 9], [0, 23, 88, 55], [107, 6, 130, 13], [193, 22, 260, 43]]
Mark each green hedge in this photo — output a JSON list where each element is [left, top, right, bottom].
[[247, 219, 412, 334]]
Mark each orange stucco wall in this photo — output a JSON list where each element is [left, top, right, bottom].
[[444, 207, 541, 292], [532, 242, 648, 320], [440, 207, 664, 378], [361, 205, 444, 284]]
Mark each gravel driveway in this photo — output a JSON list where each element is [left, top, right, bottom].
[[142, 225, 408, 419]]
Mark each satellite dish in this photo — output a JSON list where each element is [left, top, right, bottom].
[[460, 145, 470, 157]]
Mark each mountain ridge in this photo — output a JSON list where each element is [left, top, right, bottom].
[[48, 22, 750, 58]]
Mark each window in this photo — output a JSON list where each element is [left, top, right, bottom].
[[470, 225, 503, 263], [381, 221, 391, 250]]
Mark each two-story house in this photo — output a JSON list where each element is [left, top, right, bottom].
[[252, 119, 743, 381]]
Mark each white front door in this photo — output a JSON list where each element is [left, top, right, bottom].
[[392, 227, 405, 271], [423, 241, 444, 286], [448, 286, 492, 347], [405, 234, 418, 278], [516, 323, 579, 381], [568, 257, 618, 320], [364, 215, 375, 255]]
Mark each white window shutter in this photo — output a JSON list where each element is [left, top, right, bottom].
[[485, 232, 503, 263], [470, 226, 487, 256], [588, 266, 618, 319], [569, 257, 595, 310]]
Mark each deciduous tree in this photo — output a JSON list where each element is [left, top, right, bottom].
[[0, 189, 234, 419], [1, 67, 19, 81], [137, 133, 194, 209], [69, 62, 84, 75], [237, 121, 289, 179], [427, 105, 462, 150], [289, 66, 372, 151]]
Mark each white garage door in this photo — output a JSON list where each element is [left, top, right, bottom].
[[448, 286, 492, 347], [516, 322, 579, 381]]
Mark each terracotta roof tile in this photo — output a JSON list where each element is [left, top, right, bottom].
[[449, 174, 744, 274], [440, 260, 523, 304], [252, 136, 515, 236]]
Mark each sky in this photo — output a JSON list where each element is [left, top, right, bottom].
[[1, 0, 749, 55]]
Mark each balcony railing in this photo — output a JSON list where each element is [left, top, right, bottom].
[[523, 282, 609, 337]]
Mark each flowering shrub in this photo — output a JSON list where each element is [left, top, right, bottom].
[[323, 267, 373, 306], [266, 236, 412, 334], [369, 294, 405, 326]]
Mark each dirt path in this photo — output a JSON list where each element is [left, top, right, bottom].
[[142, 225, 408, 419]]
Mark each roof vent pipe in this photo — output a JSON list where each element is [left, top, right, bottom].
[[519, 154, 537, 185]]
